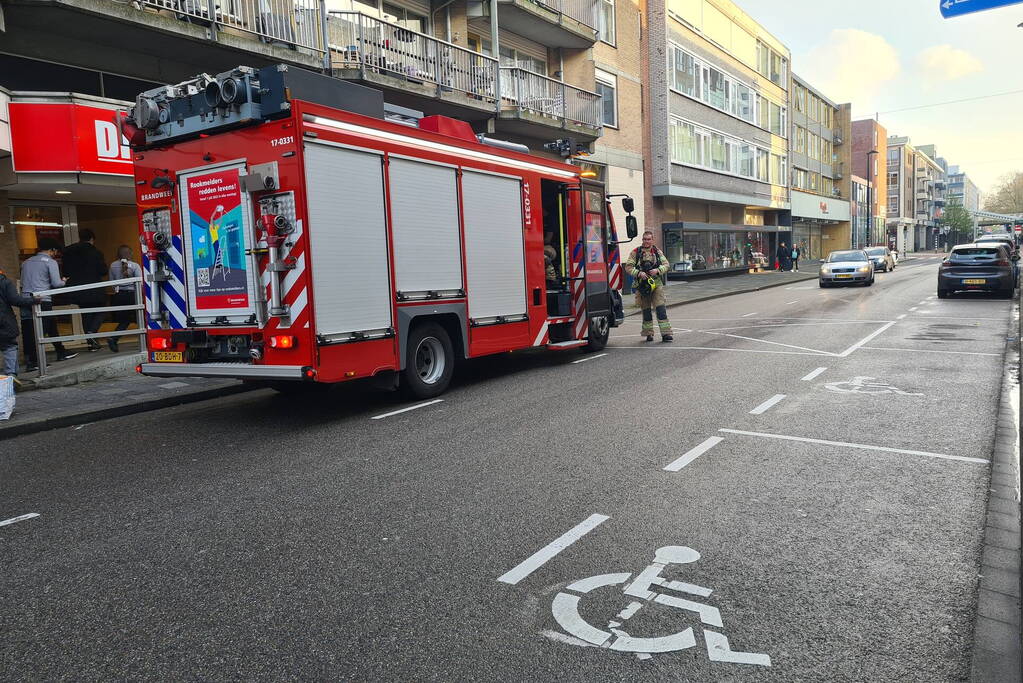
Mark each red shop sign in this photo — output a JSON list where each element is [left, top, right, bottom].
[[9, 102, 133, 176]]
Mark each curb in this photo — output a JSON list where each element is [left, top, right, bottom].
[[969, 292, 1021, 682], [0, 383, 258, 440], [625, 273, 819, 317]]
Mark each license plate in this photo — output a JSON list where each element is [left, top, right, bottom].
[[152, 351, 183, 363], [963, 279, 986, 285], [836, 274, 852, 279]]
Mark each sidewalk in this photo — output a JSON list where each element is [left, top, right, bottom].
[[624, 268, 818, 315]]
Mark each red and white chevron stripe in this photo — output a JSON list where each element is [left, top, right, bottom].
[[572, 241, 587, 339], [260, 219, 310, 330]]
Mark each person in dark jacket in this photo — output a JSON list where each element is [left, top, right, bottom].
[[776, 241, 790, 271], [61, 229, 108, 351], [0, 270, 40, 376]]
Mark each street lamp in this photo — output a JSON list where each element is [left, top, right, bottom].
[[865, 150, 878, 249]]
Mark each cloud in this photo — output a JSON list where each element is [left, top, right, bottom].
[[799, 29, 900, 105], [916, 45, 984, 86]]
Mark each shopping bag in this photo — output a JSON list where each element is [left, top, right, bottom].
[[0, 375, 14, 421]]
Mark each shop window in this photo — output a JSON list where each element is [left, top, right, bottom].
[[663, 229, 773, 272], [11, 206, 66, 264]]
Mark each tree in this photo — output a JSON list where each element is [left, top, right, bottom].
[[940, 198, 975, 247], [985, 171, 1023, 215]]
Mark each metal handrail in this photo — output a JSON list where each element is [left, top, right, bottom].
[[499, 67, 601, 129], [30, 277, 146, 377], [524, 0, 599, 30], [327, 12, 498, 101], [139, 0, 326, 53]]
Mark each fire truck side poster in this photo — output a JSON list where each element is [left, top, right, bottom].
[[185, 169, 250, 310]]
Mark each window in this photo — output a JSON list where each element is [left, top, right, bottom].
[[809, 133, 819, 161], [756, 148, 769, 182], [809, 172, 819, 191], [792, 167, 808, 190], [739, 144, 755, 177], [480, 40, 547, 75], [769, 101, 783, 136], [670, 119, 698, 165], [733, 82, 753, 121], [795, 85, 806, 113], [595, 70, 617, 127], [382, 2, 427, 31], [770, 154, 784, 185], [757, 41, 770, 78], [671, 47, 699, 97], [756, 40, 787, 88], [757, 95, 769, 130], [599, 0, 615, 44], [822, 176, 833, 196], [704, 66, 726, 110], [794, 126, 806, 154], [709, 133, 728, 171], [887, 171, 898, 187]]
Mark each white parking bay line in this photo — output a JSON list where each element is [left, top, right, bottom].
[[497, 513, 610, 585], [909, 307, 918, 312], [663, 436, 724, 472], [741, 312, 758, 317], [571, 353, 608, 364], [785, 300, 799, 305], [0, 513, 40, 528], [718, 429, 987, 465], [835, 321, 897, 357], [750, 394, 787, 415], [897, 314, 907, 320], [370, 399, 444, 420], [801, 367, 828, 381]]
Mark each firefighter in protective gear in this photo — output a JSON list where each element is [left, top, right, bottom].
[[625, 230, 672, 342]]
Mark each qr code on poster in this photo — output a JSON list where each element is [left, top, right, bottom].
[[197, 267, 211, 287]]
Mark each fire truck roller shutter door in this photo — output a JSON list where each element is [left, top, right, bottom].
[[461, 170, 527, 321], [388, 157, 463, 298], [303, 142, 392, 339]]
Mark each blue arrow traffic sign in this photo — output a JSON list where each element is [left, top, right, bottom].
[[940, 0, 1023, 18]]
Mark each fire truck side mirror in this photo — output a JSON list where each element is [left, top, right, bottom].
[[625, 216, 638, 240], [621, 197, 635, 213]]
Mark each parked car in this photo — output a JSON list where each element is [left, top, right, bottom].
[[937, 243, 1017, 298], [975, 233, 1018, 257], [864, 246, 895, 272], [819, 250, 875, 287]]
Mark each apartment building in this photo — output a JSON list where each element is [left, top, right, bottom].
[[0, 0, 607, 278], [947, 165, 981, 213], [851, 118, 888, 246], [850, 175, 869, 250], [787, 77, 851, 259], [646, 0, 790, 275], [886, 136, 944, 255]]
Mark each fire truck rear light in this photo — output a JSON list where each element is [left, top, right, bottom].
[[135, 364, 142, 374], [302, 367, 316, 379], [150, 337, 172, 350], [268, 335, 296, 349], [345, 371, 356, 377]]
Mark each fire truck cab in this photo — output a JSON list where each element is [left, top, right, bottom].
[[125, 64, 634, 398]]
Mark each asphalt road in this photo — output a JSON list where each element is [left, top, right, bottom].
[[1, 256, 1016, 681]]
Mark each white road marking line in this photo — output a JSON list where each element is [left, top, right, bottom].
[[741, 312, 758, 317], [918, 301, 929, 306], [909, 307, 918, 312], [835, 321, 897, 357], [912, 315, 1008, 321], [0, 513, 39, 528], [785, 300, 799, 305], [897, 314, 907, 320], [609, 346, 829, 356], [699, 321, 878, 332], [571, 353, 608, 364], [497, 513, 609, 585], [697, 331, 834, 356], [645, 317, 894, 323], [370, 399, 444, 420], [801, 367, 828, 381], [718, 429, 988, 464], [858, 346, 1002, 357], [749, 394, 787, 415], [663, 436, 724, 472]]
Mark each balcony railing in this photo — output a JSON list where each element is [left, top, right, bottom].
[[499, 67, 601, 129], [328, 12, 498, 101], [143, 0, 326, 52], [832, 128, 843, 146], [514, 0, 600, 30]]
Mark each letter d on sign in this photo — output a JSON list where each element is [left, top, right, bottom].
[[95, 120, 131, 160]]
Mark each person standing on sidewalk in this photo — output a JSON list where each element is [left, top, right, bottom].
[[61, 229, 108, 351], [20, 238, 77, 371], [0, 269, 40, 377], [791, 243, 801, 272], [625, 231, 673, 343], [776, 241, 789, 271], [107, 245, 143, 352]]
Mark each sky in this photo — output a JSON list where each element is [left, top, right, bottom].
[[730, 0, 1023, 200]]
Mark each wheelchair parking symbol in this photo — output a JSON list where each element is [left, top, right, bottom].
[[823, 376, 923, 396], [549, 545, 771, 666]]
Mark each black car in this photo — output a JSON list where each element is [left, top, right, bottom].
[[937, 243, 1018, 298]]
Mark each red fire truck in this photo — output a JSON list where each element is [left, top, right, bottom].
[[123, 64, 635, 397]]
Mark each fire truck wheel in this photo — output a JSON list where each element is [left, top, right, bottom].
[[402, 323, 454, 399], [584, 315, 611, 352]]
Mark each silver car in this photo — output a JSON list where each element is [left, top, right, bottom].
[[864, 246, 894, 272], [819, 249, 875, 287]]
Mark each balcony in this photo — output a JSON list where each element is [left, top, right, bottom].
[[2, 0, 330, 83], [916, 188, 930, 200], [496, 67, 601, 142], [832, 128, 843, 146], [831, 162, 844, 180], [328, 13, 498, 119], [495, 0, 599, 49]]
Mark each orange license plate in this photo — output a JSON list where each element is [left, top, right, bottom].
[[152, 351, 183, 362]]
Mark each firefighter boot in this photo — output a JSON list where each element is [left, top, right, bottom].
[[641, 308, 655, 342], [657, 306, 673, 342]]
